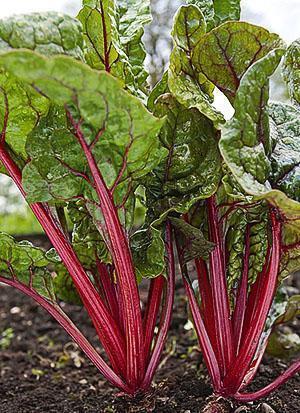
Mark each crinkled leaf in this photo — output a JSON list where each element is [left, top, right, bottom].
[[192, 22, 284, 103], [170, 217, 214, 262], [145, 93, 221, 223], [0, 12, 84, 59], [220, 49, 286, 204], [172, 5, 206, 50], [130, 225, 165, 279], [0, 12, 86, 167], [169, 5, 224, 127], [186, 0, 215, 31], [217, 173, 269, 288], [225, 207, 269, 289], [118, 0, 152, 89], [147, 71, 169, 112], [268, 101, 300, 278], [78, 0, 150, 93], [221, 167, 253, 202], [0, 71, 48, 160], [187, 0, 241, 31], [213, 0, 241, 27], [68, 201, 111, 268], [0, 51, 164, 235], [0, 232, 55, 300], [269, 102, 300, 201], [220, 50, 300, 279], [77, 1, 121, 72], [280, 245, 300, 281], [283, 38, 300, 105], [53, 265, 82, 305], [22, 106, 87, 203], [46, 245, 95, 305]]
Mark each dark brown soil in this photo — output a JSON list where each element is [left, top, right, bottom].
[[0, 282, 299, 413]]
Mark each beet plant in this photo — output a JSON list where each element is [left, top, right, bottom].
[[0, 2, 175, 395], [145, 0, 300, 404], [0, 0, 299, 406]]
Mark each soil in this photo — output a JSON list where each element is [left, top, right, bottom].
[[0, 279, 299, 413]]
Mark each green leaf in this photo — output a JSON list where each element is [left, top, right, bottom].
[[220, 49, 286, 203], [280, 243, 300, 281], [46, 245, 91, 305], [22, 105, 86, 203], [221, 80, 300, 221], [283, 38, 300, 105], [0, 232, 55, 300], [78, 0, 151, 92], [221, 167, 253, 202], [0, 12, 84, 60], [269, 102, 300, 202], [172, 5, 207, 50], [170, 217, 214, 263], [0, 70, 49, 160], [118, 0, 152, 89], [192, 22, 284, 103], [131, 225, 165, 279], [68, 201, 111, 268], [168, 5, 224, 127], [145, 93, 221, 223], [0, 49, 164, 241], [217, 173, 270, 289], [0, 12, 86, 166], [187, 0, 241, 31], [220, 50, 300, 280], [186, 0, 215, 31], [53, 265, 82, 305], [225, 206, 269, 288], [147, 71, 169, 112], [213, 0, 241, 26], [0, 51, 163, 189], [77, 1, 121, 72]]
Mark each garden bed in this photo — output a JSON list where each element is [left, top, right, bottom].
[[0, 283, 299, 413]]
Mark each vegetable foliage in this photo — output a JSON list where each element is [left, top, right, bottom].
[[0, 0, 299, 402]]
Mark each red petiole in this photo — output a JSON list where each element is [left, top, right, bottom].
[[176, 196, 300, 402], [0, 106, 175, 394]]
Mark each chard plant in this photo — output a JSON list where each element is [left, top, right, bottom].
[[145, 0, 300, 404], [0, 3, 175, 395], [0, 0, 299, 406]]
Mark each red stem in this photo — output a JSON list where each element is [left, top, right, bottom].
[[142, 222, 175, 390], [66, 111, 144, 389], [143, 275, 165, 363], [232, 224, 251, 354], [181, 264, 222, 391], [0, 276, 130, 393], [0, 143, 127, 378], [96, 260, 120, 327], [194, 258, 217, 349], [223, 209, 282, 395], [207, 196, 234, 377], [234, 359, 300, 402], [240, 243, 272, 342]]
